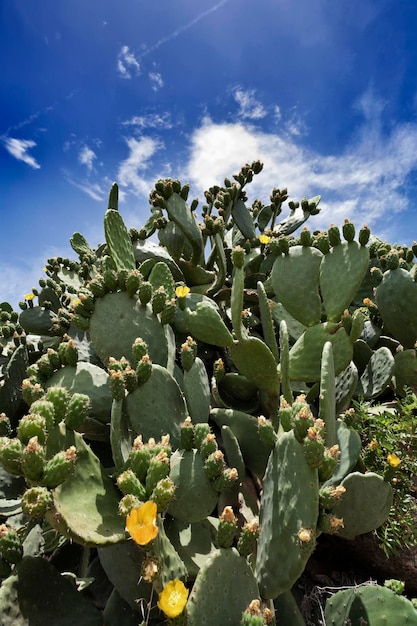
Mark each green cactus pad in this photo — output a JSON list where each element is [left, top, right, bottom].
[[98, 540, 152, 610], [320, 241, 369, 322], [46, 362, 112, 424], [335, 361, 359, 413], [45, 424, 126, 545], [164, 517, 218, 580], [331, 471, 393, 538], [210, 408, 272, 478], [269, 299, 307, 342], [168, 449, 218, 522], [256, 430, 319, 599], [323, 420, 361, 487], [153, 516, 187, 588], [15, 556, 102, 625], [289, 322, 353, 382], [89, 291, 168, 367], [376, 267, 417, 348], [319, 342, 337, 447], [355, 346, 395, 399], [274, 590, 306, 626], [19, 307, 55, 335], [165, 193, 204, 266], [183, 357, 210, 423], [186, 548, 260, 625], [126, 364, 187, 449], [271, 245, 323, 327], [183, 301, 233, 347], [232, 199, 257, 240], [324, 583, 417, 625], [148, 261, 176, 300], [104, 209, 136, 272], [393, 349, 417, 396], [133, 239, 184, 280], [230, 336, 279, 394]]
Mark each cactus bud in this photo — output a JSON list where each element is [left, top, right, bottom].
[[0, 438, 23, 475], [213, 467, 239, 492], [136, 277, 152, 304], [58, 338, 78, 367], [199, 433, 218, 460], [103, 269, 118, 292], [299, 227, 312, 247], [118, 494, 142, 516], [129, 440, 152, 483], [193, 423, 211, 451], [117, 469, 147, 500], [217, 506, 238, 548], [0, 526, 23, 564], [319, 485, 346, 509], [232, 246, 245, 269], [136, 355, 153, 386], [318, 445, 340, 482], [328, 224, 341, 247], [132, 337, 148, 364], [0, 414, 11, 438], [160, 298, 176, 325], [292, 402, 315, 443], [17, 414, 47, 445], [65, 393, 90, 430], [151, 286, 167, 315], [303, 427, 325, 469], [257, 416, 277, 449], [21, 436, 45, 482], [237, 519, 259, 557], [150, 477, 176, 513], [204, 450, 225, 479], [342, 219, 355, 242], [145, 451, 170, 494], [21, 486, 53, 518], [180, 336, 197, 372], [358, 224, 371, 246], [42, 446, 77, 489], [44, 387, 70, 424], [180, 417, 194, 451]]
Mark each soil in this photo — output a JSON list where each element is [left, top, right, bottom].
[[294, 532, 417, 625]]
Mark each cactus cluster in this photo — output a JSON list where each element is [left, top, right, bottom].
[[0, 162, 416, 624]]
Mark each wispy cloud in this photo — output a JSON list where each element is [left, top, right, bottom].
[[2, 137, 41, 169], [185, 91, 417, 243], [149, 72, 164, 91], [233, 88, 267, 120], [78, 145, 96, 170], [65, 174, 107, 201], [122, 112, 173, 130], [117, 45, 141, 79], [117, 136, 163, 195], [139, 0, 231, 59]]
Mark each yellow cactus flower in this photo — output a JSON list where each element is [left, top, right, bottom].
[[258, 234, 271, 245], [157, 578, 189, 618], [24, 293, 35, 301], [387, 453, 401, 468], [126, 501, 158, 545], [175, 285, 190, 298]]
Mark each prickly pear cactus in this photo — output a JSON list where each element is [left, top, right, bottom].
[[0, 164, 410, 624]]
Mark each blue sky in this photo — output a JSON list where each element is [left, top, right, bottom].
[[2, 0, 417, 308]]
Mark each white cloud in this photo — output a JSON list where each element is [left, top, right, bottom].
[[78, 145, 96, 170], [117, 45, 140, 79], [149, 72, 164, 91], [2, 137, 41, 169], [122, 112, 173, 130], [185, 100, 417, 242], [233, 88, 267, 120], [117, 136, 163, 195]]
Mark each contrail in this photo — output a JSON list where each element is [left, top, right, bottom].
[[139, 0, 231, 59]]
